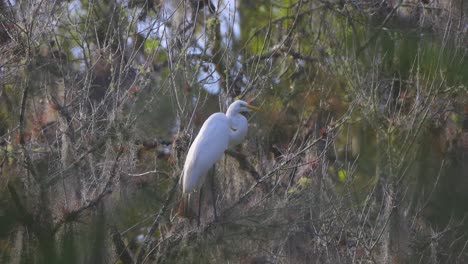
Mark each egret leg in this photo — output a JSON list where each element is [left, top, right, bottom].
[[197, 188, 203, 227], [209, 165, 218, 221]]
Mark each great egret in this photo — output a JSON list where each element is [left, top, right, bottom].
[[182, 100, 260, 194]]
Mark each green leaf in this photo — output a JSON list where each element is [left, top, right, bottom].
[[144, 39, 161, 55], [338, 169, 347, 182]]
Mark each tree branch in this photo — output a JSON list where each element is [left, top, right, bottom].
[[136, 176, 180, 264], [18, 82, 39, 181], [225, 149, 261, 182], [110, 226, 134, 264]]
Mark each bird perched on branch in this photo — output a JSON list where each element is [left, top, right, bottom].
[[179, 100, 259, 223]]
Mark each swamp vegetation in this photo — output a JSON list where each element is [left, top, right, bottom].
[[0, 0, 467, 263]]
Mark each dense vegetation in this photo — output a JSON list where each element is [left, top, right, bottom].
[[0, 0, 467, 263]]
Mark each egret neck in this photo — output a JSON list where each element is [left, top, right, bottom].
[[226, 106, 249, 147]]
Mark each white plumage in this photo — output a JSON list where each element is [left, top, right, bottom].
[[182, 100, 259, 193]]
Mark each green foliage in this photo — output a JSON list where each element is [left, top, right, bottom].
[[337, 169, 346, 182], [0, 0, 467, 263], [144, 38, 160, 56]]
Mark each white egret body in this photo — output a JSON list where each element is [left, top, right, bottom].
[[182, 100, 259, 193]]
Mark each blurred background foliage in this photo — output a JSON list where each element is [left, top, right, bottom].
[[0, 0, 467, 263]]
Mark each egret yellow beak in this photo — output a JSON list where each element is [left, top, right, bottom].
[[246, 105, 260, 112]]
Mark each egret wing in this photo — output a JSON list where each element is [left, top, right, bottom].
[[182, 113, 230, 193]]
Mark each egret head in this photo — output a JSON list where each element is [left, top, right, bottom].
[[227, 100, 260, 115]]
